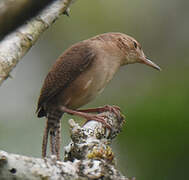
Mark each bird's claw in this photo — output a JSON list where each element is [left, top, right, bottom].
[[102, 105, 122, 119], [84, 114, 111, 129], [63, 9, 70, 16]]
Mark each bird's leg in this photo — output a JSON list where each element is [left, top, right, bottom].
[[42, 119, 50, 158], [78, 105, 121, 119], [61, 106, 111, 129]]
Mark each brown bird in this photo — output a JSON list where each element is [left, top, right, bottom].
[[36, 32, 161, 160]]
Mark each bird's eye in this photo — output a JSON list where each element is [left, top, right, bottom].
[[133, 41, 137, 49]]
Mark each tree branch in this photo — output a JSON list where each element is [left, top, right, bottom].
[[0, 0, 73, 86], [0, 0, 60, 39], [0, 109, 134, 180]]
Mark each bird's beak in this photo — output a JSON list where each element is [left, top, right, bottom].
[[141, 58, 161, 71]]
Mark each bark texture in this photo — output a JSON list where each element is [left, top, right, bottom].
[[0, 110, 134, 180], [0, 0, 58, 39], [0, 0, 73, 86]]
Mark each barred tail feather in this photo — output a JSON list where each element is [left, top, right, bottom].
[[42, 110, 63, 159], [47, 110, 63, 130]]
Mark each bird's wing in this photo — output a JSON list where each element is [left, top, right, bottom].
[[37, 41, 96, 116]]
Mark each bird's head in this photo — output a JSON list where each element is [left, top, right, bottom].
[[113, 33, 161, 71]]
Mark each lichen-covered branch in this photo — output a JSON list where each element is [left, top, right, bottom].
[[0, 0, 74, 86], [0, 108, 133, 180]]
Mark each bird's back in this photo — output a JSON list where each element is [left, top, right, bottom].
[[37, 41, 96, 117]]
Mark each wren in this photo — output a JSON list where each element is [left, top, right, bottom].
[[36, 32, 161, 160]]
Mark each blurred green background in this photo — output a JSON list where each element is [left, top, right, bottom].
[[0, 0, 189, 179]]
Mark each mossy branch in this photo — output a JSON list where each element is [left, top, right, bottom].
[[0, 109, 134, 180]]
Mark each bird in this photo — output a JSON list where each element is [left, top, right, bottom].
[[36, 32, 161, 160]]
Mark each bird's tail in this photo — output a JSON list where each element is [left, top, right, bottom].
[[42, 110, 63, 160]]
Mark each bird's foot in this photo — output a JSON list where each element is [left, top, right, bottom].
[[102, 105, 122, 119], [61, 106, 111, 129], [78, 105, 122, 119], [83, 114, 111, 129]]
